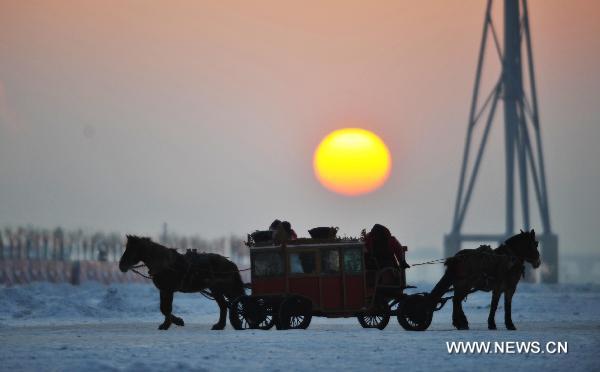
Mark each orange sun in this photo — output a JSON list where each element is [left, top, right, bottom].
[[313, 128, 391, 196]]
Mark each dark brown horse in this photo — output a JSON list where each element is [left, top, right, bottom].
[[430, 229, 541, 330], [119, 235, 244, 330]]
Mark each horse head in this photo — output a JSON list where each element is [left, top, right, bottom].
[[507, 229, 541, 268], [119, 235, 149, 272]]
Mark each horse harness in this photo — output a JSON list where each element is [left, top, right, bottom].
[[129, 250, 249, 301]]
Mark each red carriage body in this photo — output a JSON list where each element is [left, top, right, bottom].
[[229, 238, 420, 330]]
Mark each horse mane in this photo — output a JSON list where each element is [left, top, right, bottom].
[[126, 235, 153, 247], [492, 243, 512, 258], [495, 231, 534, 259], [128, 235, 172, 251], [127, 235, 179, 274], [504, 232, 525, 246]]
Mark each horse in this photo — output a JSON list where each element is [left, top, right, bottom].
[[118, 235, 245, 330], [430, 229, 541, 330]]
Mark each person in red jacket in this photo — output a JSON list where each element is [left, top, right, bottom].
[[365, 224, 409, 269]]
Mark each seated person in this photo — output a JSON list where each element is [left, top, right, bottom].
[[364, 224, 409, 270], [269, 219, 282, 231], [272, 219, 298, 243], [281, 221, 297, 240], [290, 251, 316, 274]]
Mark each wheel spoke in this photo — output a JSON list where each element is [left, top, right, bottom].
[[279, 296, 312, 330], [358, 312, 390, 329]]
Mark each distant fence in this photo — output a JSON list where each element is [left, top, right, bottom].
[[0, 259, 148, 286], [0, 227, 249, 286]]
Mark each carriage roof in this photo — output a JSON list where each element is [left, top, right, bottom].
[[250, 239, 363, 250]]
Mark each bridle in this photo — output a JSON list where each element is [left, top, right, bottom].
[[129, 263, 153, 280], [503, 239, 540, 267]]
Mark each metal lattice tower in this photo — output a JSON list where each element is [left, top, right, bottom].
[[444, 0, 558, 283]]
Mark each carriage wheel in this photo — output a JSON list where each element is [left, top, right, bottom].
[[253, 297, 276, 330], [397, 294, 433, 331], [276, 296, 312, 330], [357, 313, 390, 330], [357, 299, 391, 330], [229, 296, 275, 330]]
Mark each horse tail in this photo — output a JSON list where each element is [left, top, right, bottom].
[[430, 267, 455, 301]]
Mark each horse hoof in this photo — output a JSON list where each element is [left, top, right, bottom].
[[211, 324, 225, 330], [172, 317, 185, 327], [506, 324, 516, 330], [488, 322, 497, 330], [454, 323, 469, 330], [158, 323, 171, 330]]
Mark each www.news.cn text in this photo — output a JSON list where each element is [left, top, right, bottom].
[[446, 341, 568, 354]]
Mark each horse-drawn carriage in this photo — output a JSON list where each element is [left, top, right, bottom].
[[118, 226, 540, 332], [118, 228, 438, 331], [229, 231, 434, 331]]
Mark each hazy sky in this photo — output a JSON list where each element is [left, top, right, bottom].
[[1, 1, 599, 259]]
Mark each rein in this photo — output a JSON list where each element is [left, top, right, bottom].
[[409, 250, 523, 267], [410, 258, 447, 266], [127, 263, 251, 280], [130, 264, 153, 279], [127, 263, 249, 302]]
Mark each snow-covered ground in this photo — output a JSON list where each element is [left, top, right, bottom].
[[1, 282, 599, 371]]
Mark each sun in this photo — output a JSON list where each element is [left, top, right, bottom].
[[313, 128, 392, 196]]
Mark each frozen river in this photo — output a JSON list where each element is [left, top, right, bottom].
[[1, 282, 599, 371]]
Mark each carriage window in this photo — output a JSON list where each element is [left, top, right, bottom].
[[321, 249, 340, 274], [343, 248, 363, 273], [289, 252, 317, 274], [252, 251, 284, 277]]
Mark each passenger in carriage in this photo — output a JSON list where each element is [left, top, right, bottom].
[[271, 219, 298, 243], [281, 221, 297, 240], [364, 224, 410, 270], [269, 219, 282, 231]]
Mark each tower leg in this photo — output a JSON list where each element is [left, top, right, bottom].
[[444, 233, 461, 258]]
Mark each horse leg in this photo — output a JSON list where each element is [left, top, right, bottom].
[[171, 314, 185, 327], [452, 289, 469, 330], [504, 287, 517, 330], [211, 293, 227, 330], [487, 288, 501, 330], [159, 290, 174, 330], [451, 295, 463, 329]]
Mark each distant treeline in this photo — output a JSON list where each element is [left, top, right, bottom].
[[0, 226, 249, 264]]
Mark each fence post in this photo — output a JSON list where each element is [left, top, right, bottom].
[[71, 260, 81, 285]]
